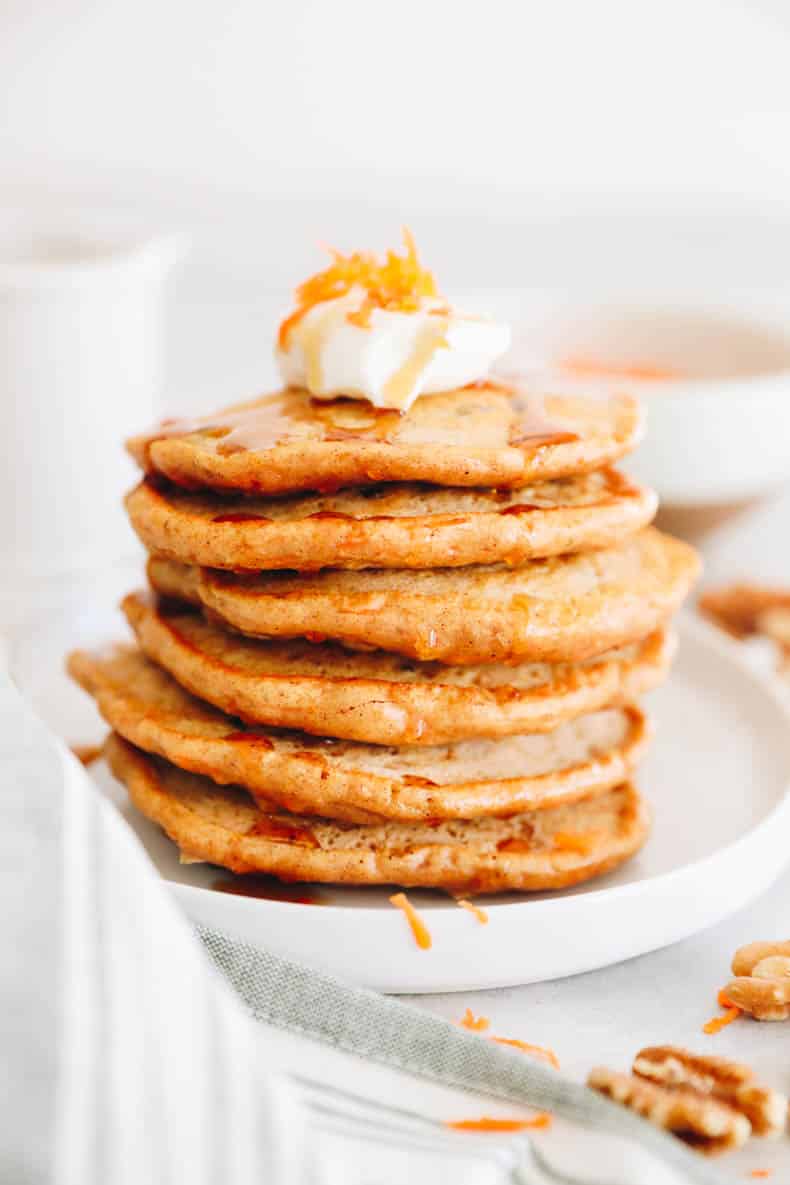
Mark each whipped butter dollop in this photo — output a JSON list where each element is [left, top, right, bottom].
[[275, 232, 510, 412]]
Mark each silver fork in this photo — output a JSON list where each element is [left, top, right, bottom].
[[288, 1070, 609, 1185]]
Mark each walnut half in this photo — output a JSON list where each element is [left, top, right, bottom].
[[633, 1045, 787, 1137], [587, 1066, 751, 1155]]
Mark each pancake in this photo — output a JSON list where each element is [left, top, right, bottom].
[[125, 469, 657, 571], [104, 733, 650, 891], [147, 528, 700, 665], [123, 591, 673, 745], [126, 384, 643, 495], [68, 645, 650, 822]]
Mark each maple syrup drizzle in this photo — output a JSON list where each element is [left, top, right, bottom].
[[497, 503, 542, 516], [246, 816, 319, 847], [382, 318, 449, 410], [214, 398, 307, 456], [224, 729, 274, 747], [300, 299, 352, 391], [321, 401, 402, 443], [212, 511, 273, 524], [138, 393, 317, 462], [489, 376, 580, 450], [70, 743, 102, 766], [139, 370, 577, 466], [212, 874, 322, 903]]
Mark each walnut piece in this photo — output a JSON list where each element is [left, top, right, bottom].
[[726, 941, 790, 1022], [699, 585, 790, 640], [633, 1046, 787, 1137], [588, 1066, 751, 1155]]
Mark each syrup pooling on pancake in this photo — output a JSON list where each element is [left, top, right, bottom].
[[134, 382, 580, 468]]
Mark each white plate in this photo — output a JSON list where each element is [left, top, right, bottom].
[[11, 594, 790, 994]]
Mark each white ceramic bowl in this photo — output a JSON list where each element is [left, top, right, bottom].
[[509, 305, 790, 511]]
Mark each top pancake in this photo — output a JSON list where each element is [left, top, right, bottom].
[[126, 469, 657, 571], [127, 384, 643, 495]]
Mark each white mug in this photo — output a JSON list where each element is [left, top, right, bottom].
[[0, 208, 185, 592]]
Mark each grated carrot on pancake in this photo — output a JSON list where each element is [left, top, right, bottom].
[[389, 891, 432, 950], [447, 1114, 552, 1133], [490, 1036, 560, 1069], [456, 898, 489, 924], [279, 230, 442, 346]]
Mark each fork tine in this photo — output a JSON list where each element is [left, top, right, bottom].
[[288, 1069, 442, 1129]]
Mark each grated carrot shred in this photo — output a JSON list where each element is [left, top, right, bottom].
[[490, 1036, 560, 1069], [278, 229, 441, 347], [750, 1171, 772, 1179], [703, 990, 741, 1035], [456, 898, 489, 924], [447, 1114, 552, 1133], [457, 1008, 490, 1032], [552, 830, 604, 856], [389, 891, 432, 950]]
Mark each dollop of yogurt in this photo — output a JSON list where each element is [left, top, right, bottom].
[[276, 286, 511, 412]]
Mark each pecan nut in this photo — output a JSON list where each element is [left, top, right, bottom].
[[587, 1066, 751, 1155], [633, 1045, 787, 1137]]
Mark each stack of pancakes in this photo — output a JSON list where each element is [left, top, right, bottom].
[[68, 383, 700, 894]]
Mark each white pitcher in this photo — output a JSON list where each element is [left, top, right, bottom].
[[0, 209, 185, 587]]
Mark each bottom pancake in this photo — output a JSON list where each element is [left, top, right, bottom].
[[104, 733, 650, 892]]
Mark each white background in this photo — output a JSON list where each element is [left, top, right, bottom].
[[3, 0, 790, 283], [4, 0, 790, 395]]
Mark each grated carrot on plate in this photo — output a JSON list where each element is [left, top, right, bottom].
[[389, 891, 432, 950], [749, 1171, 772, 1179], [457, 1008, 490, 1032], [490, 1036, 560, 1069], [447, 1114, 552, 1133], [456, 898, 489, 924]]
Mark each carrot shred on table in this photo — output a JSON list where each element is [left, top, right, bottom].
[[749, 1171, 772, 1179], [456, 898, 489, 924], [457, 1007, 490, 1032], [703, 991, 741, 1035], [389, 892, 432, 950], [490, 1035, 560, 1069], [447, 1113, 552, 1133]]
